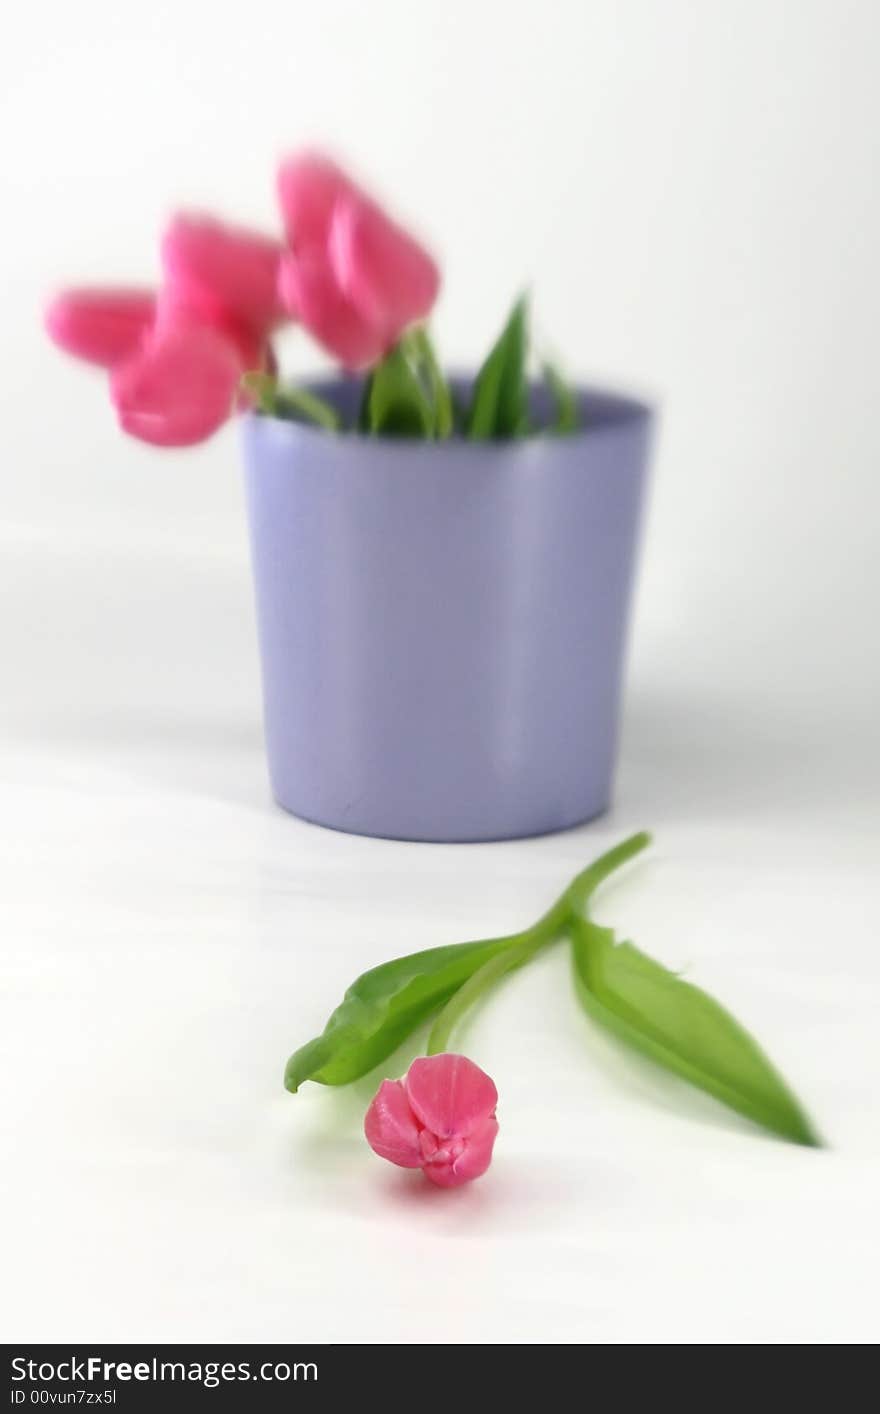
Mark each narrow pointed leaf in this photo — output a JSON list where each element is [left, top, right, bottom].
[[403, 326, 454, 437], [570, 917, 820, 1146], [542, 359, 578, 434], [466, 295, 529, 439], [274, 384, 341, 430], [366, 342, 434, 437], [285, 936, 517, 1091], [285, 832, 653, 1093]]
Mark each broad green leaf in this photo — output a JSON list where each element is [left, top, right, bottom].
[[570, 916, 820, 1146], [542, 360, 578, 434], [465, 295, 529, 439], [366, 343, 434, 437], [285, 936, 516, 1091], [241, 372, 340, 430], [285, 832, 653, 1093]]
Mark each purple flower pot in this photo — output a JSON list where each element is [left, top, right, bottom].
[[242, 380, 652, 842]]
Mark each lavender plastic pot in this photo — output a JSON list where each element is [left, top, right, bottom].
[[242, 380, 652, 842]]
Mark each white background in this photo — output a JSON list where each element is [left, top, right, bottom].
[[1, 0, 879, 1344]]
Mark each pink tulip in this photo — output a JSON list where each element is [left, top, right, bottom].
[[153, 288, 269, 382], [110, 324, 243, 447], [46, 215, 284, 447], [277, 153, 440, 368], [364, 1054, 499, 1188], [161, 213, 286, 334], [45, 288, 156, 368]]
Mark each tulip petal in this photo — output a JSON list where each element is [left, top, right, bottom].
[[156, 288, 268, 378], [161, 213, 285, 331], [278, 251, 386, 369], [329, 193, 440, 337], [110, 325, 241, 447], [364, 1079, 423, 1168], [46, 288, 156, 368], [276, 152, 352, 248], [453, 1114, 499, 1183], [422, 1116, 498, 1187], [405, 1054, 498, 1141]]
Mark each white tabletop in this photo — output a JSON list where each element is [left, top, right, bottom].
[[2, 514, 878, 1346], [3, 0, 880, 1348]]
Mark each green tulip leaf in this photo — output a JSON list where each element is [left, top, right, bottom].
[[542, 359, 578, 434], [274, 385, 341, 431], [570, 915, 820, 1147], [402, 326, 454, 438], [285, 832, 654, 1093], [466, 295, 529, 439], [285, 935, 517, 1091], [365, 343, 435, 438]]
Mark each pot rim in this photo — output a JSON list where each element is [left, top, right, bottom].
[[242, 374, 653, 455]]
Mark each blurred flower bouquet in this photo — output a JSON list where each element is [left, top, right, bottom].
[[46, 150, 652, 843], [47, 152, 570, 444]]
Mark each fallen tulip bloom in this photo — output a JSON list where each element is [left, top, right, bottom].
[[364, 1053, 499, 1188], [277, 152, 440, 368]]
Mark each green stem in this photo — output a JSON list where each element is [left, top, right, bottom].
[[425, 831, 651, 1055], [563, 830, 652, 916], [426, 939, 538, 1055]]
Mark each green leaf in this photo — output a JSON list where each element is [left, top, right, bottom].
[[542, 360, 578, 434], [284, 936, 517, 1091], [365, 343, 434, 438], [241, 372, 341, 431], [403, 327, 454, 438], [465, 295, 529, 439], [285, 832, 653, 1093], [274, 384, 341, 431], [570, 916, 820, 1147]]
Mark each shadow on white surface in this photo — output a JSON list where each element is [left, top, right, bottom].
[[618, 686, 871, 825]]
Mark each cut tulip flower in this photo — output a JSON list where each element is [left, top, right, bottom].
[[364, 1054, 499, 1188], [277, 153, 439, 368], [286, 834, 820, 1197]]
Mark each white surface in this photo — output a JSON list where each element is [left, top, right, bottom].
[[2, 0, 880, 1346]]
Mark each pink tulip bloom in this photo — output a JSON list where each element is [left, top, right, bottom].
[[161, 213, 286, 335], [46, 215, 285, 447], [45, 288, 156, 368], [153, 288, 270, 383], [364, 1054, 499, 1188], [110, 323, 244, 447], [277, 153, 440, 368]]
